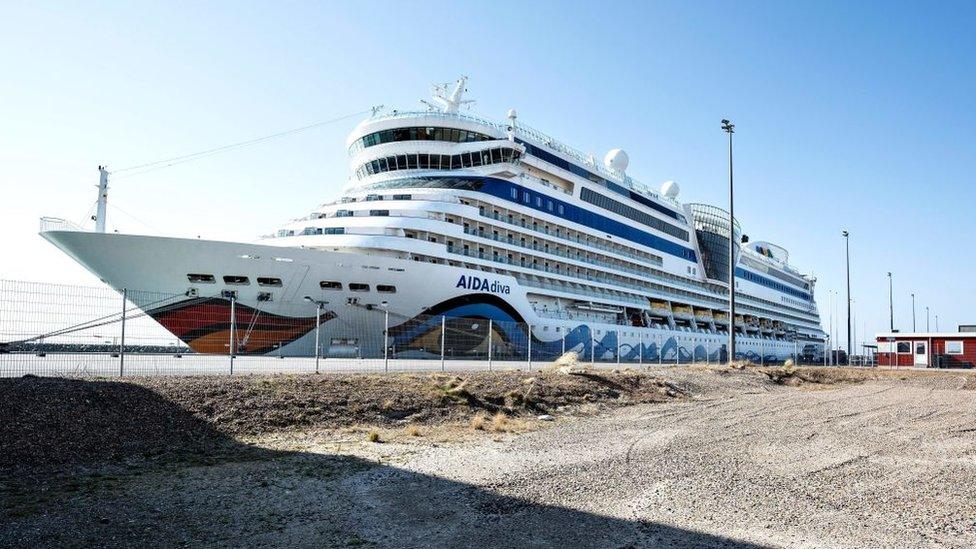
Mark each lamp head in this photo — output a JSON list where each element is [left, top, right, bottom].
[[842, 230, 849, 237]]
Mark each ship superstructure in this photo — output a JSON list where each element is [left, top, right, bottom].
[[41, 77, 825, 362]]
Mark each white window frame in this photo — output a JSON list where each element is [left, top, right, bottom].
[[945, 340, 964, 355]]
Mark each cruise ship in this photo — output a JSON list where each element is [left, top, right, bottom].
[[41, 77, 826, 362]]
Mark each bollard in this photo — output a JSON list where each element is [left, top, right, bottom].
[[527, 324, 532, 371]]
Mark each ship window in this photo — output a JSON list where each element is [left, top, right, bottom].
[[257, 277, 282, 287], [377, 284, 397, 293], [393, 194, 411, 200], [491, 148, 502, 163], [187, 273, 215, 283], [223, 275, 249, 285], [320, 281, 342, 290], [511, 188, 518, 199], [370, 210, 390, 216], [349, 283, 370, 292]]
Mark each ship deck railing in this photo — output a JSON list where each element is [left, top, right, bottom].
[[369, 109, 683, 210], [39, 217, 88, 233]]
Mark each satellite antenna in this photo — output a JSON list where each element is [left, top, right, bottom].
[[420, 75, 475, 113]]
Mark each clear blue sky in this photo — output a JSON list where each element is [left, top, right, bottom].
[[2, 1, 974, 350]]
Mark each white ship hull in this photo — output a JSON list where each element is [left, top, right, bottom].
[[42, 230, 812, 362]]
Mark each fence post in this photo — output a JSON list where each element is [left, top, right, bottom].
[[616, 330, 620, 366], [639, 331, 643, 366], [659, 334, 663, 365], [383, 309, 389, 373], [561, 332, 565, 356], [229, 295, 236, 375], [590, 332, 594, 366], [761, 336, 764, 367], [706, 339, 710, 366], [440, 315, 446, 372], [315, 302, 322, 375], [487, 319, 493, 371], [119, 288, 127, 377], [527, 324, 532, 371]]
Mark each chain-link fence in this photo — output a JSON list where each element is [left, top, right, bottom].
[[0, 279, 826, 377]]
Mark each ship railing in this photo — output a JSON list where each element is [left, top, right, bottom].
[[39, 217, 87, 233], [367, 109, 683, 210], [460, 226, 729, 301], [444, 244, 722, 310], [480, 210, 663, 266]]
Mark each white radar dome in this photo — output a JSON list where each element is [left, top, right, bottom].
[[603, 149, 629, 172], [660, 180, 680, 199]]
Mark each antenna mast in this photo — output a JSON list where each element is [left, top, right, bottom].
[[94, 166, 109, 233]]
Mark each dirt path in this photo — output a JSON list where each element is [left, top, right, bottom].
[[2, 368, 975, 547]]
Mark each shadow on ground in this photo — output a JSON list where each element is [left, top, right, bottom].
[[0, 377, 766, 548]]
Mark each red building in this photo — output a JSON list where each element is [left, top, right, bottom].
[[876, 331, 976, 368]]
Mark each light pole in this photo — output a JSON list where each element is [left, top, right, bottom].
[[911, 293, 916, 332], [842, 230, 851, 363], [935, 314, 939, 331], [722, 118, 736, 363], [887, 272, 894, 331], [926, 306, 930, 332], [304, 296, 329, 374]]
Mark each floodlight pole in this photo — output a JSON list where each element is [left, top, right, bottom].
[[842, 230, 851, 361], [887, 272, 894, 331], [911, 293, 916, 332], [722, 119, 736, 363]]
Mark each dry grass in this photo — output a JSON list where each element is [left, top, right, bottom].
[[469, 412, 488, 431], [404, 425, 422, 437], [468, 411, 526, 433]]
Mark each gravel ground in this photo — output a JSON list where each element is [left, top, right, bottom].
[[2, 366, 974, 548]]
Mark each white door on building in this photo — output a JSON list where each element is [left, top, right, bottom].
[[914, 341, 928, 367]]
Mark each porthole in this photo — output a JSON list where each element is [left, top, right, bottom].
[[320, 281, 342, 290], [377, 285, 397, 293], [349, 283, 370, 292], [223, 275, 249, 285], [257, 277, 282, 287]]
